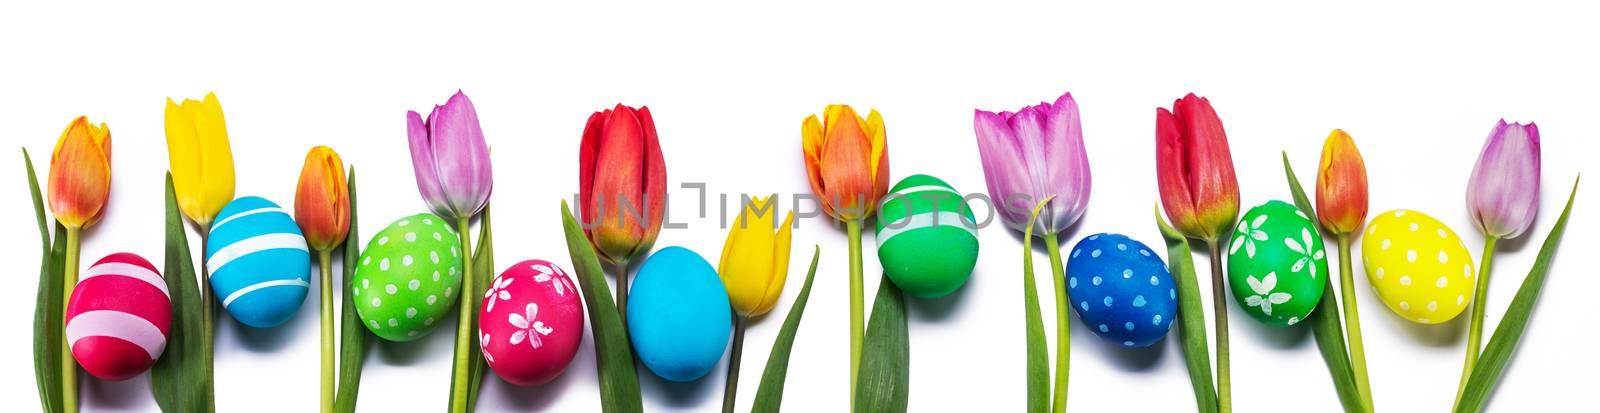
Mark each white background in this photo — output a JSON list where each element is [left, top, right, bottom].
[[3, 1, 1596, 412]]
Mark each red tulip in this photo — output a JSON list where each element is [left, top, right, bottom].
[[579, 104, 668, 265], [1155, 93, 1240, 241], [293, 146, 350, 252], [1316, 129, 1369, 234], [48, 116, 112, 229]]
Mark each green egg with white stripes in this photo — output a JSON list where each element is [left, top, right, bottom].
[[875, 174, 980, 298]]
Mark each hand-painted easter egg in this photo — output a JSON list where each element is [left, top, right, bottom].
[[479, 260, 585, 386], [206, 196, 311, 328], [875, 174, 979, 299], [66, 253, 172, 381], [1226, 201, 1328, 327], [1065, 234, 1177, 348], [354, 213, 464, 341], [627, 246, 732, 382], [1362, 210, 1475, 324]]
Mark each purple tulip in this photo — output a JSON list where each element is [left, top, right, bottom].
[[974, 91, 1092, 236], [407, 90, 494, 221], [1466, 119, 1540, 239]]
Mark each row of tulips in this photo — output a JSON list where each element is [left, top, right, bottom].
[[27, 89, 1577, 413]]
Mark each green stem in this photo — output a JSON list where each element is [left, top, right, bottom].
[[1338, 236, 1373, 412], [448, 218, 476, 413], [1208, 241, 1230, 413], [61, 227, 81, 413], [847, 219, 864, 409], [616, 262, 630, 327], [1453, 236, 1498, 409], [722, 316, 746, 413], [200, 225, 215, 410], [319, 250, 335, 413], [1043, 233, 1070, 413]]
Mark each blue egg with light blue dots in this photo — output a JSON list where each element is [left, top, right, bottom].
[[205, 196, 311, 328], [627, 246, 732, 382], [1065, 233, 1177, 348]]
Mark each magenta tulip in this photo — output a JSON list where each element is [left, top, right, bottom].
[[973, 91, 1092, 236], [1466, 120, 1540, 239], [407, 90, 493, 221]]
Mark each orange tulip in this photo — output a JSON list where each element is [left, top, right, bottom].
[[48, 116, 112, 229], [294, 146, 350, 252], [802, 105, 889, 221], [1315, 129, 1369, 234]]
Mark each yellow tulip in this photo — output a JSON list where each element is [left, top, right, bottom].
[[717, 196, 794, 318], [164, 92, 236, 226]]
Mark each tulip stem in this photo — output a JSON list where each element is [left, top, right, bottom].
[[1042, 233, 1070, 413], [847, 219, 864, 409], [1454, 236, 1498, 409], [1207, 241, 1230, 413], [448, 218, 476, 413], [319, 250, 335, 413], [61, 227, 81, 413], [616, 262, 630, 327], [199, 226, 216, 411], [722, 315, 746, 413], [1337, 236, 1373, 412]]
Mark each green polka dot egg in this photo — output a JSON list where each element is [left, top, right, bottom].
[[1226, 200, 1327, 327], [874, 174, 979, 299], [1361, 209, 1475, 324], [353, 213, 464, 341]]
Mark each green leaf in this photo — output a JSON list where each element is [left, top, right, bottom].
[[560, 201, 642, 413], [465, 205, 495, 412], [1455, 177, 1579, 413], [1020, 198, 1052, 413], [334, 168, 367, 413], [853, 274, 909, 413], [26, 149, 64, 413], [1157, 207, 1219, 413], [750, 246, 821, 413], [1282, 152, 1365, 412], [151, 173, 212, 413]]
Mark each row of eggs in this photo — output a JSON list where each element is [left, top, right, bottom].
[[62, 183, 1481, 383]]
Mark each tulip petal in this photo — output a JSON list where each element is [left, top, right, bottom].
[[48, 116, 111, 228], [164, 98, 204, 223], [1466, 120, 1541, 238], [636, 106, 668, 259], [590, 104, 647, 262], [865, 109, 891, 209], [1041, 92, 1091, 234], [1155, 106, 1201, 236], [720, 197, 776, 316], [427, 91, 493, 218], [756, 211, 795, 317], [295, 146, 350, 251], [193, 93, 236, 225], [818, 106, 875, 220], [801, 114, 830, 217], [1175, 94, 1239, 239], [1315, 129, 1368, 234], [579, 109, 608, 242], [407, 110, 451, 218], [974, 109, 1035, 232]]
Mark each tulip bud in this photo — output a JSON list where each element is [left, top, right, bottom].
[[1315, 129, 1369, 234], [973, 91, 1091, 236], [165, 92, 236, 226], [1466, 120, 1540, 239], [407, 91, 493, 222], [718, 197, 794, 318], [48, 116, 112, 229], [801, 105, 890, 222], [294, 146, 350, 252], [578, 104, 668, 265], [1155, 93, 1240, 241]]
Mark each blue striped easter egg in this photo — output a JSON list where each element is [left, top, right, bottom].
[[205, 196, 312, 328]]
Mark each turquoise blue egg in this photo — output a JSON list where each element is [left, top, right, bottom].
[[1065, 233, 1177, 348], [626, 246, 732, 382], [205, 196, 311, 328]]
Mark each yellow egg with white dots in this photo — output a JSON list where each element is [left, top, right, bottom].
[[1361, 209, 1476, 324]]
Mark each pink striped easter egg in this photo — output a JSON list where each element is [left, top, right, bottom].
[[65, 252, 172, 381], [478, 259, 584, 386]]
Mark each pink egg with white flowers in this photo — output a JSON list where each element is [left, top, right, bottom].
[[65, 252, 171, 381], [478, 259, 584, 386]]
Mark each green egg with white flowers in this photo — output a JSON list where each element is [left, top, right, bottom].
[[874, 174, 980, 298]]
